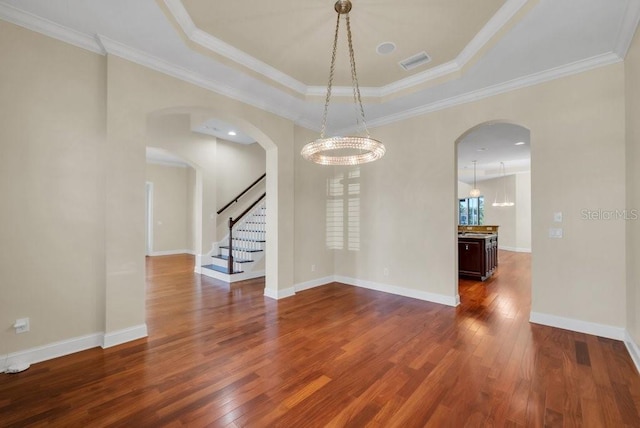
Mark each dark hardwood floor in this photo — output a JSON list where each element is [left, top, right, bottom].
[[1, 251, 639, 426]]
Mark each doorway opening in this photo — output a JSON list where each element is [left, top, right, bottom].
[[144, 107, 278, 296], [455, 122, 532, 301]]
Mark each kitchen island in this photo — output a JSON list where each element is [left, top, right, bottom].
[[458, 229, 498, 281]]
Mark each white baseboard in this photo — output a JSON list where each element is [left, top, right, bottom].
[[200, 266, 265, 283], [334, 275, 460, 307], [103, 324, 148, 348], [0, 324, 147, 372], [292, 275, 459, 307], [294, 276, 335, 293], [529, 312, 626, 340], [0, 333, 102, 373], [625, 330, 640, 375], [263, 286, 295, 300], [148, 249, 194, 256], [499, 246, 531, 253]]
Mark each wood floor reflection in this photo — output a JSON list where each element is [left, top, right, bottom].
[[1, 251, 639, 426]]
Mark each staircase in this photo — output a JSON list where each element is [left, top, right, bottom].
[[200, 202, 266, 283]]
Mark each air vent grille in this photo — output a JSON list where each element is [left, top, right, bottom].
[[399, 51, 431, 71]]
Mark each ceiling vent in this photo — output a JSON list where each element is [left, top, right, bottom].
[[399, 51, 431, 71]]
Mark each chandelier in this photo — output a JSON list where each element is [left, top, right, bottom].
[[492, 162, 515, 207], [301, 0, 385, 166], [469, 160, 481, 197]]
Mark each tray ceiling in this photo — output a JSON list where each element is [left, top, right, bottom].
[[0, 0, 638, 134], [180, 0, 506, 87]]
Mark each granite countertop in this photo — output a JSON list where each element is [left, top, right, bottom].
[[458, 233, 497, 238]]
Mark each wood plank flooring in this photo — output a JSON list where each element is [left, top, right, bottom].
[[1, 251, 640, 426]]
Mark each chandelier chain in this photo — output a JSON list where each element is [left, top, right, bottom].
[[320, 11, 341, 139], [345, 14, 369, 136], [300, 0, 385, 166]]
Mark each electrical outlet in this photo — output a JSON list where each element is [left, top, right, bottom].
[[383, 267, 389, 276], [549, 228, 563, 239], [311, 264, 316, 272], [14, 318, 29, 334]]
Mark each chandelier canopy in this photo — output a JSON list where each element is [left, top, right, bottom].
[[301, 0, 385, 166]]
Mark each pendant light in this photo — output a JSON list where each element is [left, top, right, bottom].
[[492, 162, 515, 207], [469, 160, 481, 197], [300, 0, 385, 166]]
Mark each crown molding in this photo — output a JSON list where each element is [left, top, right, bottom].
[[0, 2, 104, 54], [163, 0, 307, 95], [96, 35, 302, 125], [343, 52, 622, 134], [1, 1, 632, 136], [456, 0, 528, 66], [614, 0, 640, 58]]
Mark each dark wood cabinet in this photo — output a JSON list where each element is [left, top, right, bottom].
[[458, 234, 497, 281]]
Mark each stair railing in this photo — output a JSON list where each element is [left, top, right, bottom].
[[227, 192, 266, 274], [217, 173, 266, 215]]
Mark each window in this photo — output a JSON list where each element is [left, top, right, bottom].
[[459, 196, 484, 225]]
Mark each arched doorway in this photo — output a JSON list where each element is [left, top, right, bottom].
[[145, 107, 279, 297], [455, 121, 532, 299]]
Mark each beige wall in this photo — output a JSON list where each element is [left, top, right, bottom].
[[145, 163, 192, 253], [105, 53, 295, 315], [457, 173, 531, 251], [294, 126, 335, 284], [0, 20, 295, 355], [145, 115, 267, 251], [475, 175, 517, 249], [187, 167, 197, 252], [1, 17, 635, 359], [515, 172, 532, 251], [146, 114, 218, 258], [295, 62, 627, 327], [214, 139, 266, 240], [458, 181, 472, 199], [216, 139, 266, 209], [626, 26, 640, 345], [0, 21, 107, 352]]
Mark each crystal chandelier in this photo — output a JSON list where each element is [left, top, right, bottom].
[[492, 162, 515, 207], [301, 0, 385, 166], [469, 160, 481, 197]]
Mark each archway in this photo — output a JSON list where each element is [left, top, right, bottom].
[[454, 121, 532, 300], [145, 107, 279, 296]]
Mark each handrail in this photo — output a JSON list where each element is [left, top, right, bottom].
[[217, 173, 266, 215], [227, 192, 266, 274]]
